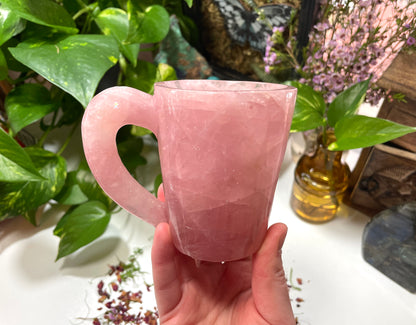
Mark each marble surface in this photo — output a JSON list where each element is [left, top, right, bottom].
[[1, 149, 416, 325]]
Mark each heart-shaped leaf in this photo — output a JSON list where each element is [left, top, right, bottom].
[[327, 79, 370, 127], [0, 8, 26, 46], [127, 4, 170, 44], [53, 200, 111, 260], [9, 34, 120, 107], [156, 62, 177, 82], [0, 147, 66, 223], [0, 128, 43, 182], [54, 171, 89, 205], [95, 7, 140, 66], [286, 81, 326, 132], [329, 115, 416, 151], [1, 0, 78, 34], [5, 83, 57, 134]]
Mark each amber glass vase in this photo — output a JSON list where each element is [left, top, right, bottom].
[[290, 130, 351, 223]]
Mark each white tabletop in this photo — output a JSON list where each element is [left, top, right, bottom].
[[1, 149, 415, 325]]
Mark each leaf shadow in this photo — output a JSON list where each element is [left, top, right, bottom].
[[59, 236, 130, 278], [0, 205, 65, 255]]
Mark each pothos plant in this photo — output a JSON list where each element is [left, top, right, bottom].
[[0, 0, 193, 260], [287, 78, 416, 150]]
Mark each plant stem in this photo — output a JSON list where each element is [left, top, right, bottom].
[[37, 127, 52, 148], [56, 122, 79, 156], [73, 6, 91, 20], [75, 0, 87, 9], [37, 110, 58, 147], [289, 268, 302, 291]]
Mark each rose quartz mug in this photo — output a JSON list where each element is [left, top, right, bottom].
[[82, 80, 296, 262]]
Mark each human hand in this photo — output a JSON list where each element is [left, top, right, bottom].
[[151, 222, 295, 325]]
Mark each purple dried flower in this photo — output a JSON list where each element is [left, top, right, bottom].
[[315, 22, 330, 32], [407, 36, 416, 46], [350, 14, 360, 26], [265, 65, 271, 74], [261, 0, 415, 104], [359, 0, 372, 8], [273, 26, 285, 33], [313, 61, 325, 73], [342, 53, 354, 66], [93, 319, 101, 325], [327, 40, 338, 49], [359, 50, 371, 63], [326, 92, 337, 103], [330, 73, 345, 92], [332, 46, 347, 59], [313, 85, 323, 92], [335, 28, 348, 40]]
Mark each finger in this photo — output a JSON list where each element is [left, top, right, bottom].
[[252, 223, 296, 325], [151, 222, 182, 315]]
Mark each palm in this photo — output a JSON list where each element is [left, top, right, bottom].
[[151, 223, 295, 325]]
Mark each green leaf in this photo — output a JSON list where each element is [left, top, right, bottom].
[[75, 160, 113, 208], [117, 136, 147, 175], [56, 92, 84, 127], [124, 59, 157, 93], [9, 34, 120, 107], [130, 125, 152, 136], [98, 0, 121, 10], [155, 62, 177, 82], [1, 38, 30, 72], [95, 8, 129, 42], [327, 79, 370, 127], [154, 173, 162, 196], [0, 147, 66, 223], [95, 7, 140, 66], [0, 8, 26, 46], [1, 0, 78, 34], [54, 200, 111, 260], [54, 171, 88, 205], [127, 4, 170, 44], [286, 81, 326, 132], [329, 115, 416, 151], [0, 48, 7, 80], [18, 21, 65, 43], [0, 128, 44, 182], [183, 0, 193, 7], [5, 83, 57, 134]]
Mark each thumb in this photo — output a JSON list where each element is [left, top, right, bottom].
[[252, 223, 295, 325]]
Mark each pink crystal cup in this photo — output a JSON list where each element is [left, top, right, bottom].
[[82, 80, 296, 262]]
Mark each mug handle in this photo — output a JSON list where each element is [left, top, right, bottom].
[[82, 86, 167, 226]]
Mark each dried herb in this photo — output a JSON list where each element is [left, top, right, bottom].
[[288, 267, 302, 291], [90, 248, 159, 325]]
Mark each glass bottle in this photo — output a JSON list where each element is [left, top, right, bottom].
[[290, 130, 351, 223]]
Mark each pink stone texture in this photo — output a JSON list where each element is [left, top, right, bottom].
[[82, 80, 296, 262]]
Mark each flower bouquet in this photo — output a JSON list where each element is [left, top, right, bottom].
[[254, 0, 416, 221]]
